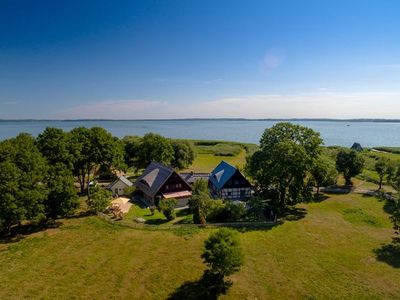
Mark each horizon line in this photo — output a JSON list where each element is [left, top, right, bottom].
[[1, 117, 400, 123]]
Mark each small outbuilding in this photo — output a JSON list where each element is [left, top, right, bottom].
[[351, 142, 363, 152], [108, 176, 133, 197], [135, 162, 192, 207], [208, 161, 253, 200]]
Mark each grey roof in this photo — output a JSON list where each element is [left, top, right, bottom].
[[135, 162, 174, 197], [109, 175, 133, 189], [179, 172, 210, 184], [209, 161, 238, 190]]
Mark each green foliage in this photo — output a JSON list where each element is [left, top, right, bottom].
[[0, 134, 49, 232], [36, 127, 73, 169], [391, 198, 400, 234], [122, 135, 142, 169], [224, 201, 246, 222], [373, 147, 400, 154], [123, 185, 136, 197], [189, 192, 211, 224], [311, 157, 338, 194], [158, 198, 177, 220], [137, 133, 174, 169], [336, 150, 364, 185], [246, 197, 269, 221], [202, 228, 244, 278], [246, 122, 323, 213], [375, 158, 390, 189], [192, 178, 209, 195], [171, 140, 196, 169], [88, 188, 112, 213], [45, 163, 79, 218], [69, 127, 125, 194]]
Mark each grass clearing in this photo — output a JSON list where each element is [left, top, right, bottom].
[[0, 193, 399, 299]]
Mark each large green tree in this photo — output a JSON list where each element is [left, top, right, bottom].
[[69, 127, 125, 194], [136, 133, 174, 169], [37, 127, 72, 169], [171, 140, 196, 169], [335, 150, 364, 186], [246, 122, 323, 213], [0, 134, 48, 232], [45, 163, 79, 219]]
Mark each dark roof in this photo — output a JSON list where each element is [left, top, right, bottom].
[[351, 142, 363, 151], [135, 162, 186, 197], [179, 172, 210, 184], [109, 175, 133, 189], [209, 161, 238, 190]]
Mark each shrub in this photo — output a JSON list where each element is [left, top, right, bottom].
[[202, 228, 244, 280], [159, 198, 177, 220], [88, 188, 112, 213]]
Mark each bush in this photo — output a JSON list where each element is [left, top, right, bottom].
[[158, 198, 177, 220], [202, 228, 244, 279], [88, 188, 112, 213], [224, 201, 246, 222]]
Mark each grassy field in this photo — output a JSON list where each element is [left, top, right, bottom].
[[1, 192, 399, 299], [183, 140, 257, 173]]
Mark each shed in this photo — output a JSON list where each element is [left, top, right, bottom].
[[108, 176, 133, 197]]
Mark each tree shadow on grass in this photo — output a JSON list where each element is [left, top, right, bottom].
[[167, 271, 231, 300], [282, 206, 307, 221], [374, 237, 400, 268], [144, 218, 169, 225], [309, 194, 329, 203], [0, 220, 62, 244]]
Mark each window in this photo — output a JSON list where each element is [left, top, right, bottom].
[[166, 185, 169, 190]]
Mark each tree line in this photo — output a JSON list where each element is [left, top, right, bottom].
[[0, 127, 195, 234]]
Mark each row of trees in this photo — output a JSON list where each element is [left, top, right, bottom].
[[123, 133, 196, 170], [0, 127, 195, 234]]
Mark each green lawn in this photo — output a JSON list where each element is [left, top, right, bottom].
[[1, 193, 399, 299]]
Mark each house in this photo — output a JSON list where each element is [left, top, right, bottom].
[[108, 176, 133, 196], [351, 142, 363, 152], [135, 162, 192, 207], [208, 161, 253, 200], [179, 172, 210, 185]]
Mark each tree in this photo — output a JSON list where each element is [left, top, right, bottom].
[[335, 150, 364, 186], [45, 163, 79, 219], [189, 192, 212, 224], [69, 127, 125, 194], [201, 228, 244, 282], [375, 158, 390, 190], [158, 198, 177, 220], [0, 134, 48, 232], [36, 127, 72, 169], [88, 188, 112, 213], [171, 140, 196, 169], [122, 135, 142, 169], [246, 122, 323, 214], [311, 157, 337, 196], [188, 179, 212, 224], [136, 133, 174, 169]]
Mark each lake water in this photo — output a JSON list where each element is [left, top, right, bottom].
[[1, 120, 400, 147]]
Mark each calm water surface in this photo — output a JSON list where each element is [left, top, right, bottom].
[[1, 120, 400, 147]]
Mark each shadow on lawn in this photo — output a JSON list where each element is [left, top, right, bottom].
[[167, 271, 231, 300], [0, 220, 62, 244], [374, 237, 400, 268], [282, 206, 307, 221]]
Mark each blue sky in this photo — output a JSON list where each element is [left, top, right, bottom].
[[1, 0, 400, 119]]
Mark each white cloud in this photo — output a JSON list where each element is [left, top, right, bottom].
[[54, 91, 400, 119]]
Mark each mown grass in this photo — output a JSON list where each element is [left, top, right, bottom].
[[0, 193, 399, 299]]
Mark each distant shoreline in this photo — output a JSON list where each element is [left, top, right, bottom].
[[1, 118, 400, 123]]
